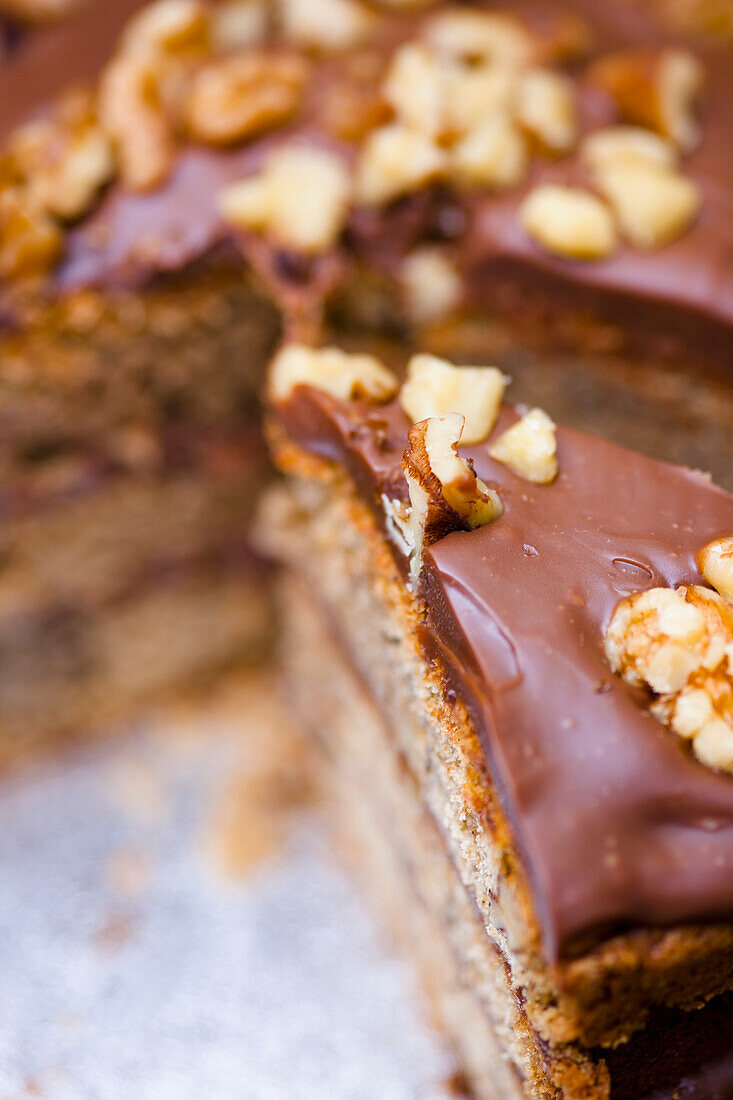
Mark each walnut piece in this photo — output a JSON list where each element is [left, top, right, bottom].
[[98, 53, 176, 192], [589, 48, 704, 151], [516, 69, 577, 153], [422, 9, 536, 68], [452, 114, 527, 190], [210, 0, 270, 50], [699, 537, 733, 602], [581, 126, 678, 173], [399, 353, 507, 444], [592, 157, 700, 248], [268, 343, 398, 402], [185, 51, 309, 146], [605, 584, 733, 774], [355, 123, 446, 205], [400, 248, 462, 323], [120, 0, 210, 58], [0, 186, 62, 279], [279, 0, 377, 52], [489, 407, 558, 483], [218, 145, 351, 253], [399, 413, 503, 584], [7, 88, 114, 222], [519, 184, 617, 260]]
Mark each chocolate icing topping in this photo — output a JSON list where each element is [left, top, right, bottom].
[[1, 0, 733, 362], [276, 386, 733, 959]]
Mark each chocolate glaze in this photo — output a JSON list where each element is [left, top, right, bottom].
[[276, 386, 733, 960], [2, 0, 733, 363]]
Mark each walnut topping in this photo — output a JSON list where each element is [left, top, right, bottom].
[[581, 126, 678, 173], [211, 0, 270, 51], [399, 354, 507, 444], [218, 146, 351, 253], [699, 538, 733, 601], [422, 9, 536, 68], [452, 114, 527, 190], [516, 69, 577, 153], [268, 343, 398, 402], [0, 186, 62, 279], [278, 0, 377, 52], [98, 53, 176, 192], [589, 48, 704, 151], [519, 184, 617, 260], [605, 584, 733, 774], [6, 87, 114, 222], [400, 248, 462, 323], [184, 51, 309, 146], [119, 0, 210, 58], [355, 123, 446, 205], [592, 157, 700, 248], [399, 413, 503, 584], [489, 407, 558, 484]]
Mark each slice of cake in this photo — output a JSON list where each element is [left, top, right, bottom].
[[262, 344, 733, 1099], [1, 0, 733, 755]]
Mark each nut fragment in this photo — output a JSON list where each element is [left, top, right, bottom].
[[452, 114, 527, 190], [519, 184, 617, 260], [120, 0, 210, 58], [581, 126, 678, 173], [211, 0, 270, 50], [423, 9, 536, 67], [699, 537, 733, 601], [185, 51, 308, 146], [98, 53, 176, 192], [516, 69, 576, 153], [593, 158, 700, 248], [268, 343, 398, 402], [589, 48, 704, 151], [400, 248, 462, 323], [6, 88, 114, 221], [355, 123, 445, 205], [399, 354, 507, 443], [218, 145, 351, 253], [605, 584, 733, 774], [279, 0, 377, 52], [399, 413, 503, 583], [489, 407, 558, 483], [0, 185, 62, 279]]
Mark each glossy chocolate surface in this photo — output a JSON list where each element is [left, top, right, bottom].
[[1, 0, 733, 363], [276, 386, 733, 959]]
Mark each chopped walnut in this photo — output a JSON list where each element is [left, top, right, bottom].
[[592, 157, 700, 248], [0, 186, 62, 279], [589, 48, 704, 151], [98, 53, 176, 192], [211, 0, 270, 50], [119, 0, 210, 59], [398, 413, 503, 584], [400, 248, 462, 323], [6, 87, 114, 221], [279, 0, 377, 52], [422, 9, 536, 68], [355, 123, 446, 205], [519, 184, 617, 260], [516, 69, 576, 153], [489, 407, 558, 484], [388, 415, 501, 582], [218, 145, 351, 253], [268, 343, 398, 402], [581, 126, 678, 173], [452, 114, 527, 190], [399, 354, 507, 444], [606, 584, 733, 774], [699, 537, 733, 602], [184, 51, 309, 146]]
